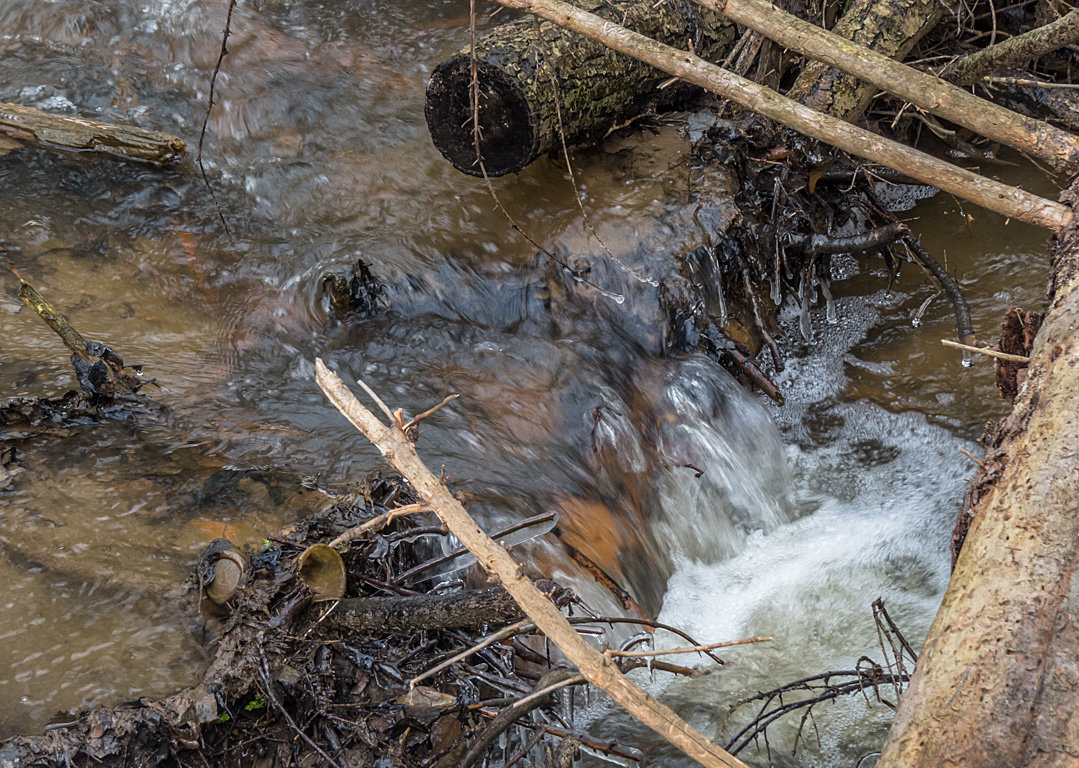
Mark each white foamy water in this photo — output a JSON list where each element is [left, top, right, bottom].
[[578, 291, 973, 767]]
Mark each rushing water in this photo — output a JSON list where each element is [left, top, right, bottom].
[[0, 0, 1060, 760]]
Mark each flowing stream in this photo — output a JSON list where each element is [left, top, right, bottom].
[[0, 0, 1060, 762]]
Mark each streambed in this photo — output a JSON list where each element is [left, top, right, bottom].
[[0, 0, 1059, 761]]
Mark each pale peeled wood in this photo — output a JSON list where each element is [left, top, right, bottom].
[[314, 359, 750, 768]]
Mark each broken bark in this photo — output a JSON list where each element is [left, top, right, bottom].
[[698, 0, 1079, 172], [331, 587, 524, 632], [0, 102, 186, 165], [481, 0, 1072, 230], [878, 181, 1079, 768], [424, 0, 736, 176], [783, 0, 943, 122]]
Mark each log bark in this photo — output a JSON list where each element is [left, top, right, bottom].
[[698, 0, 1079, 172], [331, 587, 524, 632], [0, 102, 186, 165], [877, 182, 1079, 768], [783, 0, 943, 122], [942, 8, 1079, 86], [480, 0, 1072, 230], [424, 0, 736, 176]]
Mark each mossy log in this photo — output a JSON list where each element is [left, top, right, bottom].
[[877, 182, 1079, 768], [424, 0, 736, 176], [0, 102, 186, 165]]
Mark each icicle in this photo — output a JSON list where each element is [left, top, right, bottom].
[[912, 291, 939, 328], [771, 246, 783, 306], [716, 269, 728, 328], [798, 270, 813, 341], [820, 273, 837, 324]]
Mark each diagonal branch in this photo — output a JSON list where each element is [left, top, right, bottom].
[[314, 358, 749, 768]]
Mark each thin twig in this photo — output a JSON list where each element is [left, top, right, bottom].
[[197, 0, 236, 241], [606, 636, 772, 659], [329, 503, 431, 548], [258, 651, 345, 768], [410, 619, 530, 689], [403, 394, 460, 437], [960, 448, 986, 468], [941, 338, 1030, 363]]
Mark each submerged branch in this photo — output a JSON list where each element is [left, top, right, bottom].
[[0, 101, 185, 165]]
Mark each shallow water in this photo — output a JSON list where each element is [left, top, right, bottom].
[[0, 0, 1060, 759]]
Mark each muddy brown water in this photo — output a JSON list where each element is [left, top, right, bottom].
[[0, 0, 1061, 762]]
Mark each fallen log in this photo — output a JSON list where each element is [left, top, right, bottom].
[[0, 102, 186, 165], [331, 587, 524, 632], [783, 0, 942, 122], [877, 182, 1079, 767], [424, 0, 736, 176], [480, 0, 1072, 231], [697, 0, 1079, 172]]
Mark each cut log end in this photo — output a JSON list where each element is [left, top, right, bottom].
[[425, 56, 537, 177]]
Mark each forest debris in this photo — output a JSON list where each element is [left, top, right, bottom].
[[940, 338, 1031, 364], [784, 0, 942, 123], [562, 540, 652, 621], [0, 389, 166, 429], [699, 0, 1079, 172], [0, 445, 19, 491], [321, 257, 385, 316], [0, 101, 185, 165], [0, 480, 624, 768], [481, 0, 1072, 231], [295, 543, 347, 601], [942, 8, 1079, 86], [202, 543, 250, 605], [314, 359, 752, 768], [328, 502, 431, 548], [604, 636, 772, 659], [995, 308, 1043, 402], [435, 669, 585, 768], [331, 587, 525, 632]]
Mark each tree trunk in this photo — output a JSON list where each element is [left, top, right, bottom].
[[877, 182, 1079, 768], [424, 0, 736, 176]]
